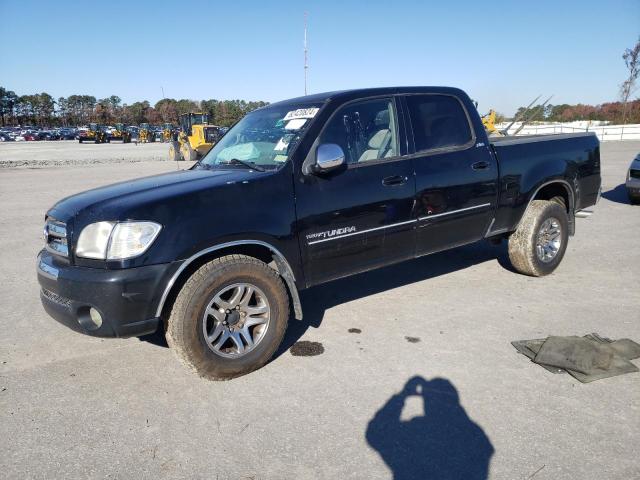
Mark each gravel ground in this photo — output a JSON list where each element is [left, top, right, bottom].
[[0, 140, 169, 167], [0, 141, 639, 479]]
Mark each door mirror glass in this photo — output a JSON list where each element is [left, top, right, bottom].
[[314, 143, 345, 173]]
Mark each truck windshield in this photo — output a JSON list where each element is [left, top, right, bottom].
[[201, 102, 323, 171]]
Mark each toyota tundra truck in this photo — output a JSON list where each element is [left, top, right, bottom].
[[37, 87, 601, 379]]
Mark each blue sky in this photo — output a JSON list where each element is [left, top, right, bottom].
[[1, 0, 638, 115]]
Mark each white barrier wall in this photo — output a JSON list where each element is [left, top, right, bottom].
[[495, 122, 640, 141]]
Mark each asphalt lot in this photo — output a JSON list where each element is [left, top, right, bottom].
[[0, 140, 168, 168], [1, 141, 639, 479]]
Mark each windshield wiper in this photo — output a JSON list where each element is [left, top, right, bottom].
[[219, 158, 266, 172]]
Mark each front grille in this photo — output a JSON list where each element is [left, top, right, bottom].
[[41, 288, 72, 307], [45, 218, 68, 257], [630, 169, 640, 179]]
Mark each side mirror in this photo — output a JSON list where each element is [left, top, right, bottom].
[[313, 143, 345, 173]]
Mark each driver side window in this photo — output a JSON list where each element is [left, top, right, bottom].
[[320, 98, 399, 164]]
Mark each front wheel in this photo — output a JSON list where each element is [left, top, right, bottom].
[[166, 255, 290, 380], [508, 200, 569, 276], [181, 142, 197, 161]]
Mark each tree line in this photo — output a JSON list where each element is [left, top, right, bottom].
[[0, 87, 269, 127], [511, 99, 640, 124]]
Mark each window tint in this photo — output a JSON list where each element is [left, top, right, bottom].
[[319, 98, 398, 164], [406, 95, 472, 152]]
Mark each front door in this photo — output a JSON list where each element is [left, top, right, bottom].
[[295, 97, 416, 286], [402, 94, 498, 255]]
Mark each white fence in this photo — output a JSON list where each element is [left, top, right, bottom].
[[495, 122, 640, 141]]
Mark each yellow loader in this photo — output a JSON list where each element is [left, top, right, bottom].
[[109, 123, 132, 143], [162, 123, 174, 143], [169, 113, 223, 161], [79, 123, 108, 143], [139, 123, 155, 143], [481, 110, 505, 136]]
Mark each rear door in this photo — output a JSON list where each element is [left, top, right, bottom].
[[295, 97, 416, 286], [402, 94, 498, 255]]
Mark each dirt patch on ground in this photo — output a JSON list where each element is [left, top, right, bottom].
[[290, 341, 325, 356]]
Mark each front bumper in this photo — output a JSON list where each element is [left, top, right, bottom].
[[37, 250, 182, 338]]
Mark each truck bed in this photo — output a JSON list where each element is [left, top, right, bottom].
[[488, 132, 601, 236], [489, 132, 596, 146]]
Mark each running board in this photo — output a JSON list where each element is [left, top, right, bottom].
[[575, 209, 594, 218]]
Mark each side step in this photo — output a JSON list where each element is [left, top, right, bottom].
[[575, 209, 594, 218]]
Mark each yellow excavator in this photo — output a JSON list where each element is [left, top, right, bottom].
[[169, 112, 223, 161]]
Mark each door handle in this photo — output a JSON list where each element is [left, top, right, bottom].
[[471, 161, 490, 170], [382, 175, 408, 186]]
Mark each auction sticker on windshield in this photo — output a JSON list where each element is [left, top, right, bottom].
[[283, 108, 319, 121]]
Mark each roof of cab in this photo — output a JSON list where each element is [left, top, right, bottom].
[[267, 86, 468, 107]]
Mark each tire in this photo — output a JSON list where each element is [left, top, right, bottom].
[[628, 192, 640, 205], [166, 254, 290, 380], [79, 138, 83, 143], [181, 142, 197, 161], [508, 200, 569, 277], [168, 142, 181, 161]]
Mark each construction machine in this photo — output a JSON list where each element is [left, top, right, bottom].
[[162, 123, 174, 143], [79, 123, 108, 143], [481, 110, 501, 136], [479, 95, 553, 137], [109, 123, 132, 143], [169, 112, 223, 161], [139, 123, 155, 143]]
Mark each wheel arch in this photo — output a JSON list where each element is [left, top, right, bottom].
[[155, 240, 303, 322], [520, 179, 575, 235]]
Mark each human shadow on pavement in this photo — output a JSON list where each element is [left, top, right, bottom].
[[274, 241, 510, 359], [366, 376, 494, 480], [601, 184, 631, 205]]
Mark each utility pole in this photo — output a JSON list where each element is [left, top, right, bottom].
[[304, 12, 309, 95]]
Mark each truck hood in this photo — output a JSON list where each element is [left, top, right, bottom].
[[48, 167, 259, 224]]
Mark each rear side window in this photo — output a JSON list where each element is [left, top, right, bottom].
[[405, 95, 472, 152]]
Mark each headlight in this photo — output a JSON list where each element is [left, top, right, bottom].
[[75, 221, 161, 260], [107, 222, 162, 260], [75, 221, 115, 259]]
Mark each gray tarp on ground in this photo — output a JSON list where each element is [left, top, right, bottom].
[[512, 333, 640, 383]]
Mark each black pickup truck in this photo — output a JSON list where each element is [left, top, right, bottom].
[[37, 87, 601, 379]]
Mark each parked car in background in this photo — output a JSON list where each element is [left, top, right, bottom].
[[38, 130, 61, 141], [58, 128, 77, 140], [0, 132, 15, 142], [127, 126, 139, 140], [627, 153, 640, 204], [23, 132, 39, 141]]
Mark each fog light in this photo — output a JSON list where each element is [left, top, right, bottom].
[[88, 308, 103, 329]]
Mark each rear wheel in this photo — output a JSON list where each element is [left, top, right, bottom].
[[508, 200, 569, 276], [628, 191, 640, 205], [166, 255, 290, 380]]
